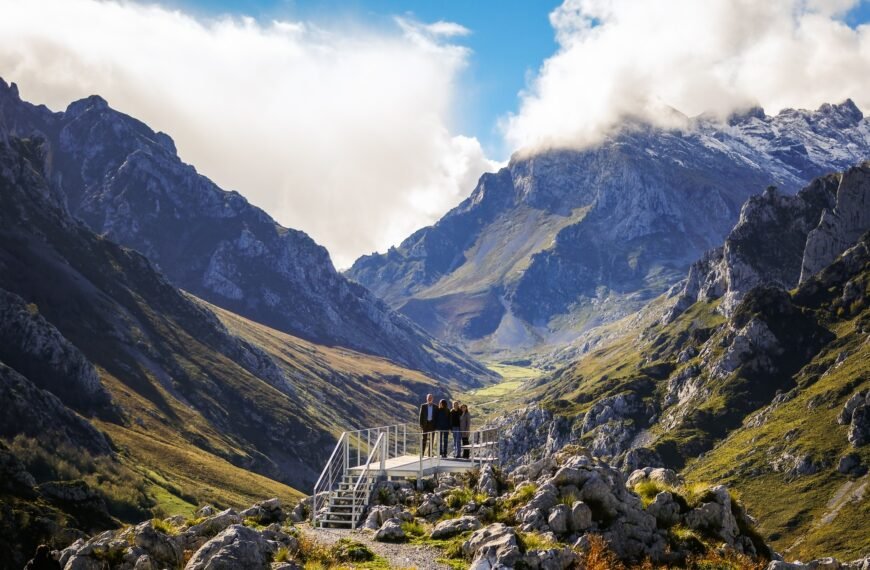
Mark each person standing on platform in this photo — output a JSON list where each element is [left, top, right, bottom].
[[450, 401, 463, 458], [459, 404, 471, 459], [419, 393, 436, 457], [435, 399, 451, 457]]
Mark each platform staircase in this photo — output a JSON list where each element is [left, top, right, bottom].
[[311, 423, 500, 529]]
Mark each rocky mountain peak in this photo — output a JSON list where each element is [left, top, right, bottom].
[[0, 78, 491, 384], [64, 94, 109, 118], [817, 98, 863, 126]]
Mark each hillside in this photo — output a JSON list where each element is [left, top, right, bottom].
[[349, 102, 870, 358], [492, 164, 870, 559], [0, 78, 493, 386], [0, 133, 448, 568]]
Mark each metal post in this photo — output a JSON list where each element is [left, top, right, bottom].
[[394, 425, 398, 458], [344, 436, 349, 477], [356, 432, 360, 467], [403, 424, 407, 456]]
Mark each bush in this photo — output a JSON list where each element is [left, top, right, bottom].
[[517, 532, 558, 553], [331, 538, 374, 563], [401, 520, 426, 538], [151, 518, 177, 535]]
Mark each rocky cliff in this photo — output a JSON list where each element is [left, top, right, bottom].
[[497, 164, 869, 559], [349, 103, 870, 356], [668, 163, 870, 319], [0, 78, 491, 385]]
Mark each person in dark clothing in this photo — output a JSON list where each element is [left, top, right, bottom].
[[460, 404, 471, 459], [450, 401, 463, 458], [419, 393, 437, 457], [435, 399, 451, 457], [24, 545, 60, 570]]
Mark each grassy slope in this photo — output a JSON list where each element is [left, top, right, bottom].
[[526, 255, 870, 558], [206, 300, 441, 432], [683, 316, 870, 560]]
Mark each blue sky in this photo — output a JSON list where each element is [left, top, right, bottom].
[[160, 0, 563, 157]]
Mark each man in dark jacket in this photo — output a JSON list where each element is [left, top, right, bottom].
[[419, 393, 436, 457]]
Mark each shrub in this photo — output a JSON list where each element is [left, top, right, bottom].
[[517, 532, 558, 553], [151, 518, 176, 535], [578, 534, 625, 570], [273, 547, 290, 563], [331, 538, 374, 563], [401, 520, 426, 538]]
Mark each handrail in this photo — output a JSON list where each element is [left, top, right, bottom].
[[311, 432, 348, 524], [350, 432, 386, 526], [312, 432, 347, 493]]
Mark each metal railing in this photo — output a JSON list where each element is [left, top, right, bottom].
[[311, 422, 501, 527]]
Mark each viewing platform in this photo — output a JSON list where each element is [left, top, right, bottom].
[[311, 423, 500, 528]]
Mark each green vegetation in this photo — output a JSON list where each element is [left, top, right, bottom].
[[291, 535, 387, 569], [516, 531, 560, 552], [401, 520, 427, 538]]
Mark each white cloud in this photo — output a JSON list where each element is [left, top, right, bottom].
[[0, 0, 498, 269], [504, 0, 870, 152]]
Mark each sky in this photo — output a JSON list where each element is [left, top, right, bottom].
[[2, 0, 870, 268]]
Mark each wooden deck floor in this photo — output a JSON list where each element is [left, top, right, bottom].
[[348, 455, 486, 478]]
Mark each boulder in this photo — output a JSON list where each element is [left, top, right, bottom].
[[362, 506, 412, 531], [478, 465, 500, 497], [646, 492, 681, 528], [185, 524, 274, 570], [837, 453, 866, 476], [546, 504, 570, 535], [133, 521, 182, 567], [685, 486, 739, 545], [848, 405, 870, 447], [462, 523, 522, 570], [626, 467, 680, 489], [431, 515, 482, 539], [416, 493, 446, 518], [188, 508, 243, 537], [374, 518, 405, 542], [570, 501, 592, 532]]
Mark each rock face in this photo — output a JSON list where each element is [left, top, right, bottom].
[[668, 163, 870, 320], [0, 133, 331, 490], [839, 391, 870, 447], [350, 101, 870, 353], [0, 289, 111, 414], [0, 78, 490, 385]]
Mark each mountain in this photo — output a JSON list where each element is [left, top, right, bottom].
[[0, 78, 492, 386], [348, 102, 870, 358], [0, 132, 452, 567], [499, 163, 870, 559]]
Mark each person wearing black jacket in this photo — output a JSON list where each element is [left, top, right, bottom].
[[449, 401, 463, 458], [435, 399, 451, 457], [419, 393, 436, 457]]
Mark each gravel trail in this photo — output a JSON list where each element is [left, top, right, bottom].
[[299, 525, 453, 570]]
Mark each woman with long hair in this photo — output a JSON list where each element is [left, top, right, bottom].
[[459, 404, 471, 459]]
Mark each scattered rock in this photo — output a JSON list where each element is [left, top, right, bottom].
[[374, 518, 406, 542], [431, 515, 482, 539], [185, 524, 275, 570], [462, 523, 522, 569]]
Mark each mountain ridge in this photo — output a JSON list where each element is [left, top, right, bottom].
[[0, 78, 493, 386], [348, 101, 870, 358]]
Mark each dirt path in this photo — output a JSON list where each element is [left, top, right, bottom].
[[299, 525, 454, 570]]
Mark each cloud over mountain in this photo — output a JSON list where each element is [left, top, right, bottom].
[[0, 0, 498, 268], [504, 0, 870, 151]]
